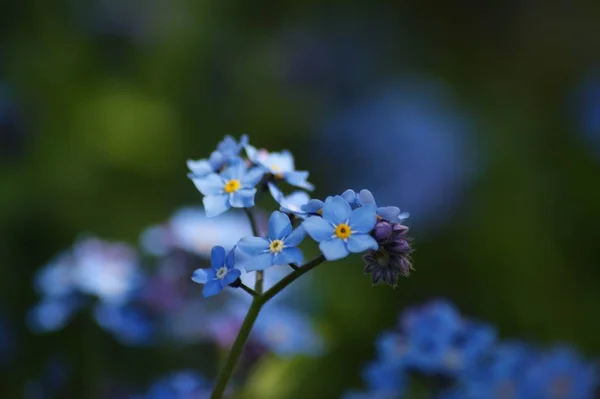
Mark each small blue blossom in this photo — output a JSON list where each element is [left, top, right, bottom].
[[253, 149, 314, 193], [238, 211, 306, 271], [187, 134, 248, 177], [191, 160, 264, 217], [93, 302, 155, 346], [302, 195, 378, 260], [300, 199, 325, 215], [27, 296, 84, 333], [252, 305, 324, 356], [277, 191, 311, 217], [191, 246, 241, 297], [357, 189, 409, 222]]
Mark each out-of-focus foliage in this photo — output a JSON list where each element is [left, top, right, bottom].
[[2, 1, 600, 398]]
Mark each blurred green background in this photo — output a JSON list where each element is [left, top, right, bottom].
[[2, 1, 600, 398]]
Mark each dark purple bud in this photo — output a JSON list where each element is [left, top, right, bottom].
[[389, 239, 411, 253], [392, 224, 409, 236], [373, 221, 393, 241]]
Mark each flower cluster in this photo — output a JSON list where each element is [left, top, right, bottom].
[[345, 300, 598, 399], [187, 136, 413, 298]]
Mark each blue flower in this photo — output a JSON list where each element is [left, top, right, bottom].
[[357, 189, 409, 222], [302, 195, 378, 260], [238, 211, 306, 271], [191, 246, 241, 297], [301, 199, 325, 215], [191, 160, 264, 217], [254, 149, 314, 193], [252, 305, 323, 356], [93, 302, 155, 346], [187, 134, 248, 177]]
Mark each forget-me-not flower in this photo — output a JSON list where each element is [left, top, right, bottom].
[[191, 160, 264, 217], [187, 134, 248, 177], [254, 149, 314, 192], [302, 195, 378, 260], [191, 246, 240, 297], [272, 190, 312, 218], [357, 189, 409, 222], [238, 211, 306, 271]]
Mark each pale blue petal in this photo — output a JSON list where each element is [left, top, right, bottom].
[[225, 248, 236, 269], [191, 269, 209, 284], [347, 234, 379, 253], [301, 199, 324, 214], [358, 189, 376, 206], [244, 143, 259, 162], [322, 196, 352, 224], [319, 238, 350, 261], [242, 166, 265, 187], [221, 268, 241, 286], [284, 226, 306, 247], [268, 211, 292, 240], [268, 182, 284, 202], [203, 194, 231, 217], [278, 247, 304, 265], [341, 189, 358, 204], [377, 206, 401, 221], [210, 246, 226, 268], [187, 159, 213, 176], [202, 280, 223, 297], [302, 217, 335, 242], [238, 236, 270, 256], [279, 191, 310, 214], [229, 188, 256, 208], [221, 160, 245, 180], [349, 205, 378, 233], [244, 253, 275, 272], [285, 171, 314, 191], [398, 212, 410, 222], [192, 174, 224, 196]]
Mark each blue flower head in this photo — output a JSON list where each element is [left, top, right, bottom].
[[191, 246, 241, 297], [253, 149, 313, 196], [191, 160, 264, 217], [238, 211, 306, 271], [187, 134, 248, 177], [302, 195, 378, 260], [358, 189, 410, 222]]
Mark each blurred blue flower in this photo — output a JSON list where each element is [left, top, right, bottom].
[[135, 370, 211, 399], [252, 304, 323, 356], [191, 246, 240, 297], [238, 211, 306, 271], [317, 80, 477, 229], [187, 134, 248, 177], [28, 296, 84, 333], [573, 73, 600, 159], [303, 195, 378, 260], [139, 207, 252, 258], [191, 161, 263, 217], [94, 302, 155, 346]]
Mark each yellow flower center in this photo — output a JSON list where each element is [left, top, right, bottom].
[[269, 239, 284, 253], [270, 164, 284, 179], [335, 223, 352, 239], [316, 209, 323, 215], [224, 179, 241, 193]]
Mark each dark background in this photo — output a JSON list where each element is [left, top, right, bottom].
[[1, 1, 600, 398]]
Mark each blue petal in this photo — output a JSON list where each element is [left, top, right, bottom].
[[192, 174, 224, 196], [278, 247, 304, 265], [221, 160, 245, 180], [347, 234, 379, 253], [268, 182, 284, 202], [221, 268, 241, 286], [242, 167, 265, 187], [377, 206, 401, 221], [319, 238, 350, 261], [229, 188, 256, 208], [238, 236, 270, 256], [322, 196, 352, 224], [301, 199, 324, 214], [279, 191, 310, 214], [225, 247, 236, 269], [285, 171, 314, 191], [191, 268, 209, 284], [244, 253, 275, 272], [187, 159, 214, 176], [341, 189, 358, 204], [357, 189, 376, 206], [349, 205, 378, 233], [302, 217, 335, 242], [203, 194, 231, 217], [398, 211, 410, 222], [284, 226, 306, 247], [268, 211, 293, 240], [210, 246, 226, 269], [202, 280, 223, 297]]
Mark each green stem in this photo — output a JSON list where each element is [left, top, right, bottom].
[[243, 207, 265, 294], [209, 254, 326, 399], [240, 283, 258, 298], [210, 298, 262, 399]]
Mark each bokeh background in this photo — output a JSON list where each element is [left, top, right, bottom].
[[2, 1, 600, 398]]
